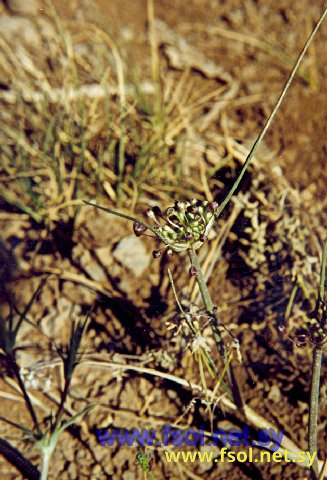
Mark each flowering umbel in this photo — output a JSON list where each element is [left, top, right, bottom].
[[136, 199, 218, 257], [83, 199, 218, 257]]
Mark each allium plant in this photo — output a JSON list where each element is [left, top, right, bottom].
[[0, 288, 94, 480], [84, 8, 327, 403], [84, 11, 327, 476], [138, 200, 218, 257]]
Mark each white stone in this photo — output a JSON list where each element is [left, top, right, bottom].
[[113, 236, 150, 277]]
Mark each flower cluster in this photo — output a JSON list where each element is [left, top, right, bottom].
[[133, 199, 218, 257]]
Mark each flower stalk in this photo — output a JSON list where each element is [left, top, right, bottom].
[[188, 248, 243, 407], [308, 238, 327, 480], [167, 268, 228, 391], [82, 7, 327, 462]]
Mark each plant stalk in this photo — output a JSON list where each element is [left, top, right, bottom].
[[188, 248, 243, 407], [309, 347, 322, 479], [215, 7, 327, 220], [40, 450, 51, 480], [188, 249, 223, 353], [53, 380, 70, 431], [309, 238, 327, 479], [167, 268, 220, 378]]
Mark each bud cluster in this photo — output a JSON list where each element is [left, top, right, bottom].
[[133, 199, 218, 257]]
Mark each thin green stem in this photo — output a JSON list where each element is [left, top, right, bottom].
[[52, 380, 70, 432], [216, 7, 327, 219], [167, 268, 193, 330], [187, 250, 213, 312], [285, 285, 298, 320], [187, 248, 243, 405], [40, 450, 51, 480], [167, 268, 220, 377], [83, 200, 149, 226], [309, 238, 327, 479], [309, 347, 322, 479], [188, 249, 223, 355], [116, 132, 126, 205], [83, 200, 167, 244]]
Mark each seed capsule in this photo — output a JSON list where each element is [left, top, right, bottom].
[[147, 208, 162, 226], [146, 208, 156, 219], [133, 222, 147, 237], [187, 205, 198, 214], [152, 206, 163, 218]]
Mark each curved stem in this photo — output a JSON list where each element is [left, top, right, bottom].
[[216, 7, 327, 219]]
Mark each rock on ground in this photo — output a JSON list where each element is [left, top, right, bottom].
[[113, 236, 150, 277]]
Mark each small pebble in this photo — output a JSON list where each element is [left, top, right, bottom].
[[113, 236, 150, 276]]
